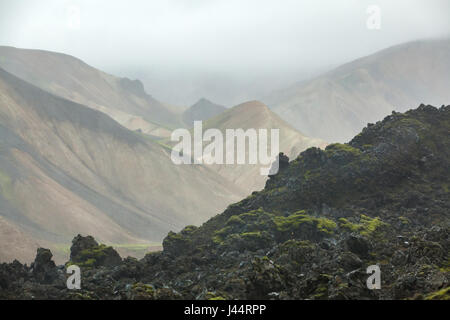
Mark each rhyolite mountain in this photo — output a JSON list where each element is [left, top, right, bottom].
[[0, 67, 246, 263], [267, 39, 450, 142], [197, 100, 327, 192], [0, 46, 178, 138], [182, 98, 227, 127], [1, 104, 448, 299]]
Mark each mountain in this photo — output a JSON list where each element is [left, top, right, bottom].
[[267, 39, 450, 142], [0, 46, 178, 138], [1, 104, 448, 300], [198, 101, 326, 192], [182, 98, 226, 127], [0, 67, 246, 263]]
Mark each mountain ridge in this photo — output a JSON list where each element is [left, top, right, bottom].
[[0, 46, 178, 137], [182, 98, 226, 127], [193, 100, 327, 192], [0, 66, 246, 263], [267, 38, 450, 142]]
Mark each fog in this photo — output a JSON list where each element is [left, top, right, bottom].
[[1, 0, 449, 106]]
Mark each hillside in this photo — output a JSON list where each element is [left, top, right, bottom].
[[0, 67, 246, 263], [267, 39, 450, 142], [0, 46, 178, 137], [182, 98, 226, 127], [2, 104, 448, 299], [198, 101, 326, 192]]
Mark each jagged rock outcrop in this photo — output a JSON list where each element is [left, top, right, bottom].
[[69, 235, 122, 268], [31, 248, 58, 284]]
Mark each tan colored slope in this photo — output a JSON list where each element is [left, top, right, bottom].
[[0, 68, 245, 263], [0, 216, 39, 263], [198, 101, 326, 192], [0, 46, 178, 137], [268, 39, 450, 142]]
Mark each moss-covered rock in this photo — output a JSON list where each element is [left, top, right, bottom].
[[424, 287, 450, 300], [68, 235, 122, 268]]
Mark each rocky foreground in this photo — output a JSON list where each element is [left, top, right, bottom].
[[0, 104, 449, 300]]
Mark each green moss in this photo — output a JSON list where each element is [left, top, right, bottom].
[[317, 218, 337, 234], [83, 258, 96, 266], [359, 215, 388, 237], [212, 235, 225, 245], [325, 143, 362, 157], [440, 258, 450, 273], [70, 292, 94, 300], [205, 291, 227, 300], [131, 283, 156, 299], [240, 231, 262, 238], [274, 211, 336, 235], [338, 215, 388, 238], [266, 186, 287, 195], [214, 226, 232, 237], [312, 286, 328, 299], [398, 216, 410, 225], [338, 218, 360, 232], [181, 225, 198, 234], [397, 117, 424, 127], [238, 211, 259, 220], [70, 244, 118, 269], [226, 215, 245, 226], [424, 287, 450, 300], [281, 239, 315, 250]]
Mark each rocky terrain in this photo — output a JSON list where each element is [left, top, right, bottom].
[[0, 104, 449, 300]]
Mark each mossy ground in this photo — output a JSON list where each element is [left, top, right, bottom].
[[338, 215, 389, 239]]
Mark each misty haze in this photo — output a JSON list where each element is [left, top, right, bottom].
[[0, 0, 449, 304]]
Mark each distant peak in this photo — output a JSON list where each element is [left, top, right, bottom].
[[191, 97, 220, 108], [232, 100, 269, 112], [197, 97, 210, 103]]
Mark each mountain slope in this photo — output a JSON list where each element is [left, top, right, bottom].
[[198, 101, 326, 192], [182, 98, 226, 127], [267, 39, 450, 142], [0, 67, 245, 263], [0, 46, 178, 137]]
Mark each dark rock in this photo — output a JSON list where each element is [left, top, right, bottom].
[[338, 252, 363, 271], [69, 235, 122, 268], [70, 234, 99, 261], [31, 248, 58, 284], [346, 236, 371, 257]]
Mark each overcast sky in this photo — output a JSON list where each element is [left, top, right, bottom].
[[1, 0, 449, 105]]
